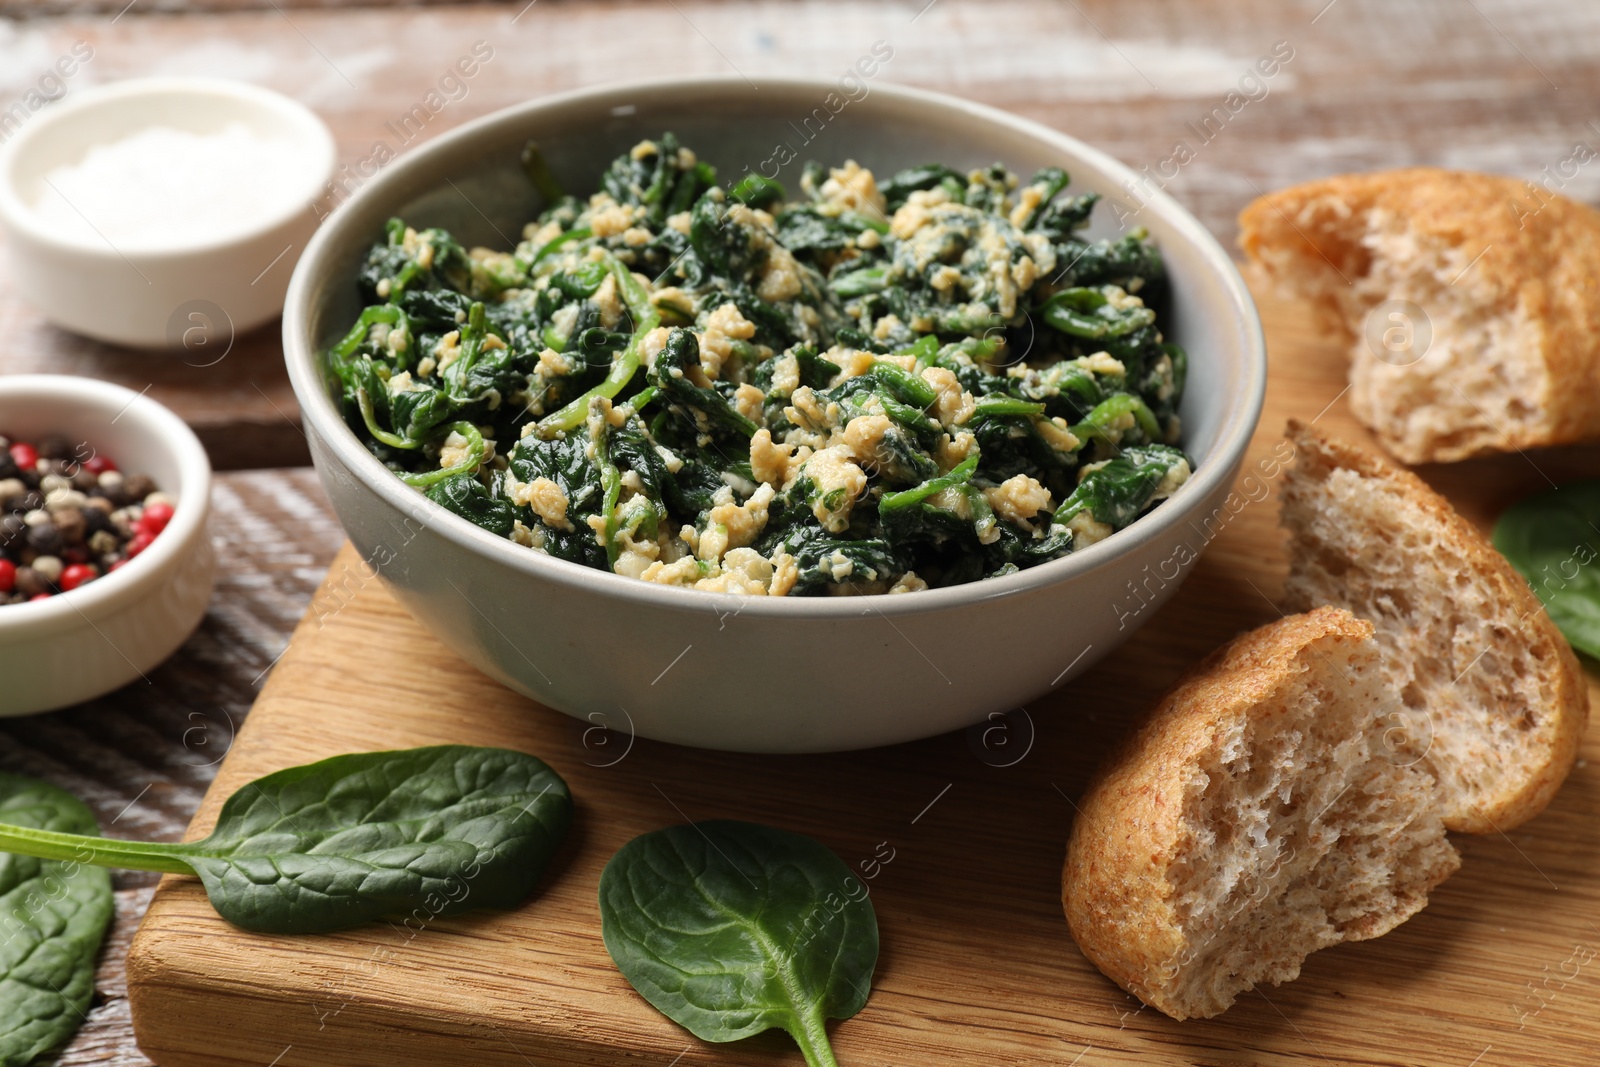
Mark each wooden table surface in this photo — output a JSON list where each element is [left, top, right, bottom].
[[0, 1, 1595, 1063]]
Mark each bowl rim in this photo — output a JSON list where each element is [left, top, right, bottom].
[[284, 74, 1266, 620], [0, 75, 335, 261], [0, 374, 212, 634]]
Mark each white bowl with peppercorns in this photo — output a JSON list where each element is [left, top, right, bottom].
[[0, 375, 214, 715]]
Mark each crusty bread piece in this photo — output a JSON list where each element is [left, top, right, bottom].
[[1281, 421, 1588, 832], [1238, 168, 1600, 463], [1063, 607, 1460, 1020]]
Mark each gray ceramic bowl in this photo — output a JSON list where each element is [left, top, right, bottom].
[[284, 76, 1265, 753]]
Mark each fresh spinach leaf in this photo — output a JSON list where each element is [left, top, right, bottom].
[[0, 747, 571, 935], [0, 774, 112, 1067], [599, 820, 878, 1067], [1493, 480, 1600, 658]]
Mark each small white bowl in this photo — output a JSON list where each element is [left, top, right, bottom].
[[0, 77, 334, 349], [0, 375, 215, 716]]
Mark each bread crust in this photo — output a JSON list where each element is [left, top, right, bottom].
[[1239, 167, 1600, 461], [1283, 420, 1589, 831], [1061, 607, 1378, 1018]]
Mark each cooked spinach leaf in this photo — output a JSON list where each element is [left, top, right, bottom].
[[329, 134, 1188, 595], [1039, 286, 1157, 340], [426, 470, 516, 536], [647, 327, 758, 440], [0, 747, 571, 935], [0, 774, 112, 1067], [1057, 444, 1190, 529], [1493, 479, 1600, 658], [599, 820, 878, 1067]]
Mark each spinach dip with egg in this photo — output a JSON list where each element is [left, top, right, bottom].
[[327, 135, 1190, 596]]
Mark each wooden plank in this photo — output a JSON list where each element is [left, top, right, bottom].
[[123, 291, 1600, 1067]]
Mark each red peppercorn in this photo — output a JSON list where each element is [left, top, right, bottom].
[[8, 442, 37, 471], [83, 455, 117, 475], [126, 530, 156, 557], [137, 501, 175, 536], [0, 559, 13, 594], [29, 593, 50, 602], [108, 559, 130, 572], [58, 563, 96, 591]]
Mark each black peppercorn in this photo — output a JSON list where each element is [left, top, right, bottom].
[[1, 439, 167, 607], [26, 523, 64, 557], [83, 504, 112, 533]]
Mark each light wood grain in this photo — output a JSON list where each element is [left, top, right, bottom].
[[123, 291, 1600, 1067]]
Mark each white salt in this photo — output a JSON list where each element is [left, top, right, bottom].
[[29, 122, 310, 251]]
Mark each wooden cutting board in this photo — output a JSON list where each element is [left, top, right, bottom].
[[125, 293, 1600, 1067]]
